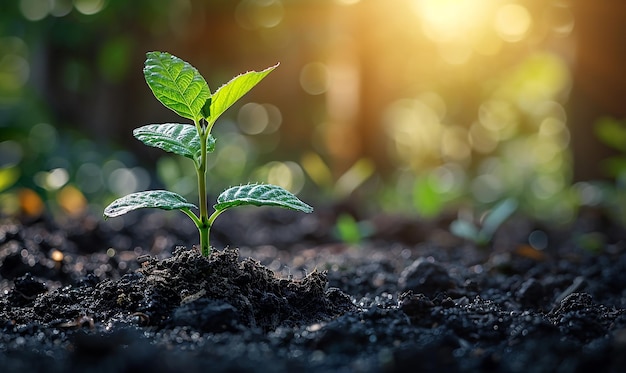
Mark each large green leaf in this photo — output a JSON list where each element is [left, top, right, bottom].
[[104, 190, 197, 218], [207, 63, 279, 124], [214, 183, 313, 213], [133, 123, 215, 166], [144, 51, 211, 121]]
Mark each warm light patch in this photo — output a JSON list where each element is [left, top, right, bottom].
[[494, 4, 532, 42], [57, 184, 87, 216], [546, 4, 574, 36], [301, 152, 333, 190], [413, 0, 490, 43], [51, 249, 64, 262], [384, 98, 445, 170], [256, 161, 305, 194], [19, 188, 44, 217], [300, 62, 330, 95]]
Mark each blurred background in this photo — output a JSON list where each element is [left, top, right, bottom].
[[1, 0, 626, 228]]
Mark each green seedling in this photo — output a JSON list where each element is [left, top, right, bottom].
[[450, 198, 517, 246], [104, 51, 313, 256], [333, 213, 375, 245]]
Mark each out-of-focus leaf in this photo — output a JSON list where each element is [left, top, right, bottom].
[[413, 177, 444, 218], [595, 117, 626, 152], [450, 219, 481, 243], [481, 198, 518, 237], [0, 167, 19, 192]]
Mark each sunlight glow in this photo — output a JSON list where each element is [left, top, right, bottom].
[[257, 161, 305, 194], [494, 4, 532, 42], [413, 0, 491, 43]]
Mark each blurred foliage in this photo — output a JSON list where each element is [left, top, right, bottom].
[[382, 51, 573, 222], [586, 117, 626, 226], [594, 117, 626, 178], [2, 0, 615, 229], [0, 0, 171, 217], [333, 212, 374, 245], [450, 198, 518, 246]]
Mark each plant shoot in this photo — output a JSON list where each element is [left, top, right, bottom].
[[104, 52, 312, 256]]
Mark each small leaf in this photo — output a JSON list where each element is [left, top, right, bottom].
[[335, 213, 362, 245], [144, 51, 211, 121], [214, 183, 313, 213], [133, 123, 215, 165], [208, 63, 278, 124], [412, 176, 444, 218], [104, 190, 197, 218], [481, 198, 518, 237], [450, 220, 480, 242]]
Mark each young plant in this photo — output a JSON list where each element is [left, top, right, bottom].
[[103, 51, 313, 256], [449, 198, 517, 246]]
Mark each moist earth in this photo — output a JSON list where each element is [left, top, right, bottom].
[[1, 207, 625, 372]]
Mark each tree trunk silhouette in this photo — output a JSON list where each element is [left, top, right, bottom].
[[569, 1, 626, 181]]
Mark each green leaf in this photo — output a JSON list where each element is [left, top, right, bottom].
[[104, 190, 197, 218], [449, 220, 481, 243], [207, 63, 279, 124], [481, 198, 518, 237], [335, 213, 365, 245], [214, 183, 313, 213], [594, 117, 626, 152], [144, 51, 211, 121], [0, 167, 20, 193], [133, 123, 215, 166], [412, 176, 444, 218]]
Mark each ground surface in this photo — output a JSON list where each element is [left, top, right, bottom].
[[1, 206, 625, 372]]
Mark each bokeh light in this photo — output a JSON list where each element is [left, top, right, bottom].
[[4, 0, 618, 226], [494, 4, 532, 43], [235, 0, 284, 29], [300, 62, 330, 96], [0, 37, 30, 105], [73, 0, 106, 16], [254, 161, 305, 194], [19, 0, 50, 21], [237, 102, 282, 135]]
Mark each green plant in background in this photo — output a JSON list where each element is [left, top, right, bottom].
[[450, 198, 518, 246], [594, 116, 626, 175], [593, 116, 626, 226], [333, 213, 375, 245], [301, 152, 375, 200], [104, 52, 313, 256]]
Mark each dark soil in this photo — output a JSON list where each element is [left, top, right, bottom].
[[1, 206, 626, 372]]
